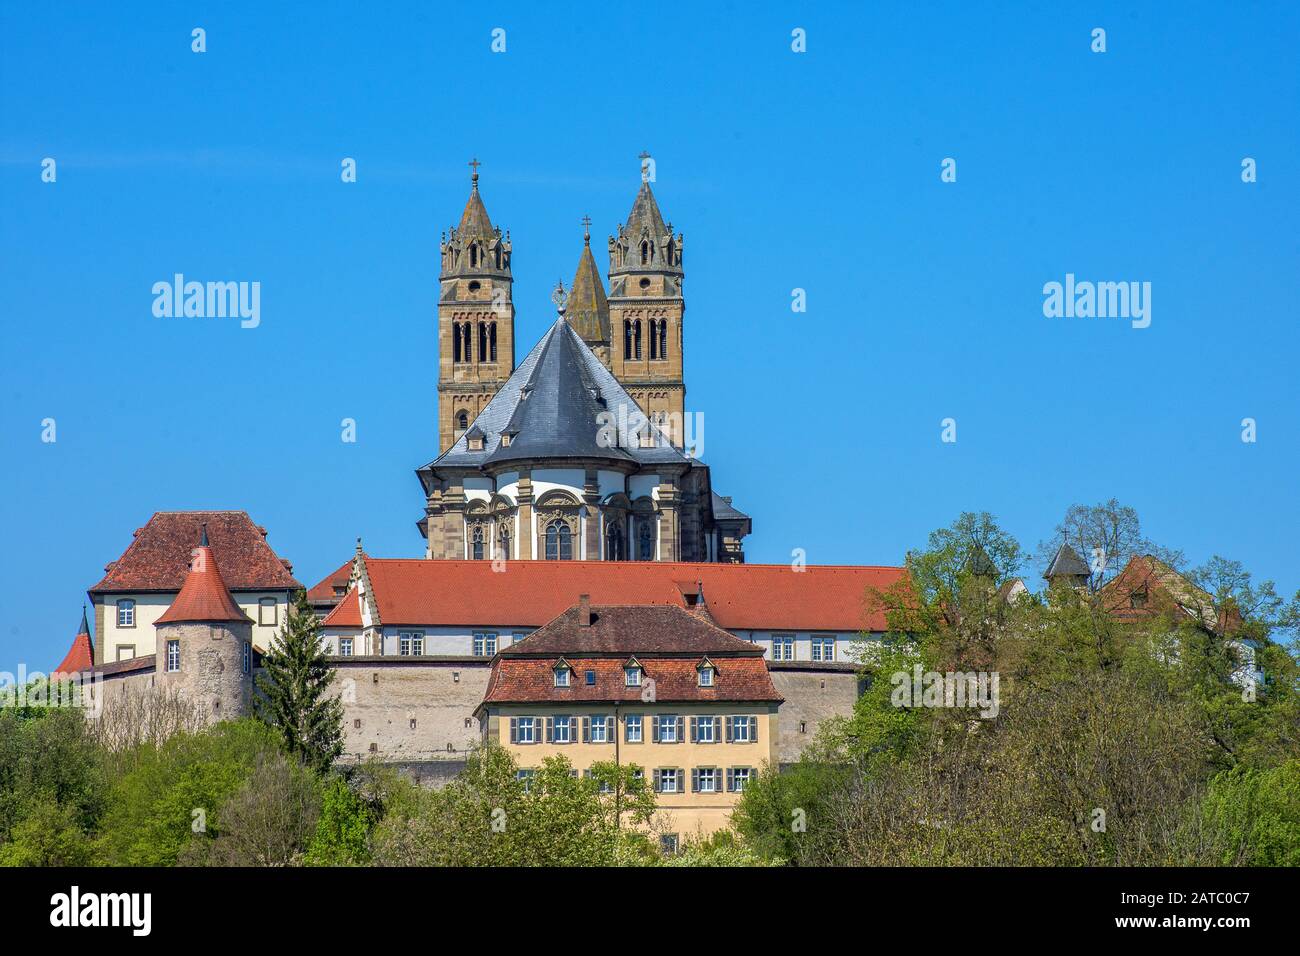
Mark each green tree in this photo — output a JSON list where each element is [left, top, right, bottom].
[[304, 774, 377, 866], [255, 589, 344, 774]]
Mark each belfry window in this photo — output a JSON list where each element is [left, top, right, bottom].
[[640, 240, 651, 264], [471, 525, 485, 560], [456, 410, 469, 432], [545, 520, 573, 561], [470, 244, 479, 268], [479, 323, 488, 364], [489, 322, 497, 362]]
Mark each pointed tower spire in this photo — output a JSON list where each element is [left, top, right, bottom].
[[1044, 543, 1091, 589], [567, 215, 611, 359], [156, 529, 251, 625]]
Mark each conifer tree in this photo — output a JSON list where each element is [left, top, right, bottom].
[[255, 589, 344, 773]]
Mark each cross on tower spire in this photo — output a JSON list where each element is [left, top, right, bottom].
[[468, 156, 481, 187], [580, 214, 592, 244]]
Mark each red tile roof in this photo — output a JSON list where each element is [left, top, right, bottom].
[[310, 559, 904, 632], [321, 588, 361, 627], [1099, 554, 1239, 633], [90, 511, 300, 593], [54, 611, 94, 675], [307, 559, 354, 603], [483, 604, 782, 704], [156, 544, 253, 625]]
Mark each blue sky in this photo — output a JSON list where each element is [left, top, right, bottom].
[[2, 2, 1298, 667]]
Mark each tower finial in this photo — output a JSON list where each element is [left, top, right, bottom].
[[580, 214, 591, 245], [551, 280, 568, 316], [468, 156, 481, 188], [200, 522, 209, 547]]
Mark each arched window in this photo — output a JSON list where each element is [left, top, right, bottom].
[[605, 522, 625, 561], [489, 322, 497, 362], [470, 244, 479, 268], [637, 517, 655, 561], [656, 320, 667, 359], [640, 240, 651, 264], [494, 246, 501, 269], [633, 320, 642, 359], [471, 525, 484, 560], [457, 322, 471, 362], [623, 320, 633, 360], [666, 238, 675, 265], [479, 322, 488, 363], [453, 323, 463, 362], [545, 520, 573, 561], [497, 524, 511, 560], [456, 410, 469, 432]]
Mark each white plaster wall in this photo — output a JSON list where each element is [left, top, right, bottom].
[[99, 591, 291, 662]]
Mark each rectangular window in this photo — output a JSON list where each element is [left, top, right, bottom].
[[241, 641, 251, 675], [473, 632, 498, 657], [727, 767, 753, 792], [729, 715, 754, 743], [625, 666, 641, 687], [660, 834, 679, 855], [772, 635, 794, 661], [516, 769, 534, 791], [116, 645, 135, 662], [399, 632, 423, 656], [166, 639, 180, 673], [590, 716, 609, 743], [117, 599, 135, 627], [555, 668, 570, 688], [339, 637, 353, 657], [699, 667, 714, 687], [585, 670, 596, 685], [258, 598, 277, 627], [552, 716, 572, 744], [811, 636, 835, 662], [693, 767, 718, 793], [656, 715, 680, 744], [510, 716, 537, 745], [694, 715, 718, 743], [654, 768, 680, 794], [625, 714, 643, 743]]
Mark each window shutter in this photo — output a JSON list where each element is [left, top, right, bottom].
[[750, 716, 759, 742], [582, 717, 590, 743], [608, 715, 615, 742], [676, 716, 685, 743], [652, 769, 661, 793], [546, 717, 554, 743], [724, 716, 733, 743], [726, 768, 735, 793], [509, 717, 518, 744], [689, 717, 698, 743], [691, 768, 699, 793], [712, 716, 721, 743], [652, 716, 660, 743]]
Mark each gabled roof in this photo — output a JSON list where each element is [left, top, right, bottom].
[[322, 588, 362, 627], [483, 603, 781, 705], [90, 511, 300, 593], [1099, 554, 1238, 633], [505, 604, 764, 658], [309, 558, 906, 632], [54, 609, 94, 675], [420, 318, 687, 475], [567, 237, 611, 345], [307, 558, 354, 604], [711, 492, 749, 522], [156, 534, 253, 626], [1044, 543, 1090, 579]]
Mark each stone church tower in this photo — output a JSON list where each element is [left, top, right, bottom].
[[607, 170, 686, 447], [437, 161, 516, 453]]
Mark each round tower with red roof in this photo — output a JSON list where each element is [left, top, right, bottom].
[[154, 525, 255, 723]]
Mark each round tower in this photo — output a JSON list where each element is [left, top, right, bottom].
[[154, 525, 255, 724]]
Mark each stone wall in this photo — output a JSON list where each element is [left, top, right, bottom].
[[328, 657, 492, 764], [767, 663, 862, 766]]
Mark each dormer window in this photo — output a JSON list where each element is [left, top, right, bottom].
[[468, 436, 484, 451], [554, 663, 571, 688], [697, 659, 716, 687], [500, 433, 512, 447], [625, 664, 642, 687], [1130, 590, 1148, 610]]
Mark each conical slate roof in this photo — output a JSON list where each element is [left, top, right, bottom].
[[966, 546, 997, 577], [623, 180, 668, 239], [567, 237, 610, 345], [156, 529, 252, 625], [1045, 543, 1091, 580], [419, 318, 689, 477]]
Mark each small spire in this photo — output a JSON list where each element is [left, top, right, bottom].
[[79, 603, 90, 636], [551, 280, 568, 316], [200, 522, 209, 547], [580, 214, 592, 246]]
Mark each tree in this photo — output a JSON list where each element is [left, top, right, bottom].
[[255, 589, 344, 774], [1038, 498, 1180, 591], [304, 774, 378, 866], [189, 752, 322, 867]]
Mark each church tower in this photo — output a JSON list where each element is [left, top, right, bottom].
[[437, 159, 516, 453], [607, 158, 685, 446]]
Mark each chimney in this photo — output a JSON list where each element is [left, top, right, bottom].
[[578, 594, 592, 627]]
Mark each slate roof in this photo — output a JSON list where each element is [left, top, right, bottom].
[[419, 318, 688, 477], [89, 511, 300, 593], [711, 492, 749, 522], [622, 180, 669, 240], [504, 604, 764, 658], [457, 178, 494, 238], [1044, 543, 1091, 579]]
